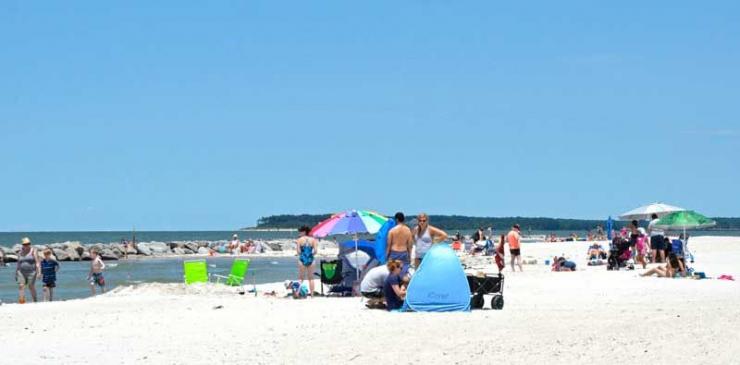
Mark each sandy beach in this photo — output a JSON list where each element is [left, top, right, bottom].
[[1, 236, 738, 365]]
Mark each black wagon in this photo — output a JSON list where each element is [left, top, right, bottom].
[[467, 273, 505, 310]]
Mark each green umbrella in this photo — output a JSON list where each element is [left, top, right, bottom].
[[655, 210, 716, 236]]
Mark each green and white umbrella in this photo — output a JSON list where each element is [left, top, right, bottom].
[[655, 210, 716, 236], [618, 202, 686, 221]]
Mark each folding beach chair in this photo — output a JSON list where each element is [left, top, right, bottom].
[[183, 259, 209, 284], [214, 258, 250, 286], [315, 259, 344, 296]]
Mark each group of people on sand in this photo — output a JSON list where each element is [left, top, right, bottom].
[[8, 237, 107, 304]]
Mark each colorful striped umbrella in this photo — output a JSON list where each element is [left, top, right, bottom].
[[310, 210, 388, 237], [310, 210, 388, 282]]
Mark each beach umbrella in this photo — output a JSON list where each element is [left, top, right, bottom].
[[310, 210, 388, 279], [655, 210, 716, 237], [618, 202, 686, 221]]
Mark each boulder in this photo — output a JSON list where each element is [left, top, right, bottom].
[[148, 242, 170, 255], [81, 251, 92, 261], [136, 245, 152, 256], [0, 246, 10, 254], [172, 247, 186, 255], [12, 244, 22, 253], [4, 254, 18, 263], [64, 241, 83, 252], [197, 247, 210, 255], [266, 242, 283, 251], [185, 243, 199, 252], [52, 248, 72, 261], [100, 249, 119, 261], [49, 243, 66, 250], [64, 248, 81, 261], [182, 248, 194, 255]]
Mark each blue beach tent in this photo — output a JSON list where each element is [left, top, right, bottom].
[[402, 244, 471, 312], [374, 218, 396, 264]]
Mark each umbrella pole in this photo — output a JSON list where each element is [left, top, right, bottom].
[[354, 237, 359, 285]]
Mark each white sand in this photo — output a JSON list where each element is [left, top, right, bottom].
[[1, 236, 739, 364]]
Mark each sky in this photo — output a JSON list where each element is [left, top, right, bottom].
[[1, 1, 739, 231]]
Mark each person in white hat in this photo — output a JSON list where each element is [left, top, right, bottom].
[[16, 237, 41, 303]]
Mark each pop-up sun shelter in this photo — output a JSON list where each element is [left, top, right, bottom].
[[402, 244, 471, 312]]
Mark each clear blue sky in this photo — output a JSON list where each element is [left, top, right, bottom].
[[2, 1, 738, 231]]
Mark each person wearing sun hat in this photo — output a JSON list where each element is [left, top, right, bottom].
[[16, 237, 41, 303]]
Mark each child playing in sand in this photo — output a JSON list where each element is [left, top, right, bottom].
[[40, 249, 60, 301], [88, 249, 106, 295]]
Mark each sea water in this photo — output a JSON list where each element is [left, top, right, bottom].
[[0, 256, 300, 304]]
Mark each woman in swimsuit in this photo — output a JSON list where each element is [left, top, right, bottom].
[[412, 213, 448, 268], [16, 237, 41, 303], [296, 226, 317, 296]]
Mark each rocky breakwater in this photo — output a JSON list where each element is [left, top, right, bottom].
[[0, 239, 332, 262]]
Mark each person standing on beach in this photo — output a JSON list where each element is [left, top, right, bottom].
[[88, 249, 107, 295], [40, 249, 60, 301], [507, 224, 523, 272], [296, 226, 317, 296], [386, 212, 413, 267], [16, 237, 41, 303], [412, 213, 448, 267], [648, 214, 666, 263]]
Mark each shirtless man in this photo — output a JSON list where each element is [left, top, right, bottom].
[[385, 212, 413, 266]]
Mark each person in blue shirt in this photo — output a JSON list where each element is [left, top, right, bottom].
[[40, 249, 60, 301], [383, 260, 406, 311]]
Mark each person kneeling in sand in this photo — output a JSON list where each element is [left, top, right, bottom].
[[360, 265, 389, 309], [383, 260, 407, 311]]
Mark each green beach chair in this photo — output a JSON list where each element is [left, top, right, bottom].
[[183, 259, 209, 284], [214, 258, 250, 286]]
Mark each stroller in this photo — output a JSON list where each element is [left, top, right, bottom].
[[607, 237, 633, 271], [467, 273, 505, 310]]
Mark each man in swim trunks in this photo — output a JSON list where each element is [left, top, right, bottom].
[[386, 212, 413, 267], [507, 224, 523, 272]]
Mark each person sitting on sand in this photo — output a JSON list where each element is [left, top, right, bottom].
[[360, 265, 389, 309], [383, 260, 406, 311], [88, 249, 106, 295], [386, 212, 413, 267], [296, 226, 317, 296], [640, 263, 673, 278], [587, 243, 607, 260]]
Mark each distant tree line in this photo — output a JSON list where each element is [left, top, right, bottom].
[[249, 214, 740, 231]]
